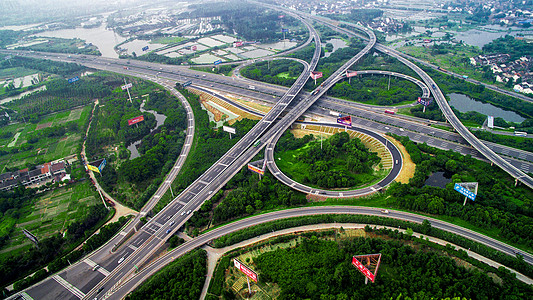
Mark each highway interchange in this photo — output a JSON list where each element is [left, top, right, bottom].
[[4, 3, 533, 300]]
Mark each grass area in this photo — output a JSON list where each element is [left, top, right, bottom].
[[275, 135, 387, 190], [0, 67, 38, 79], [0, 181, 99, 258], [150, 36, 187, 44], [275, 72, 296, 79], [0, 105, 90, 171]]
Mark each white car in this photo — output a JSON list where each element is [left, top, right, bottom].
[[118, 257, 125, 264], [180, 211, 186, 216], [169, 221, 175, 226], [399, 128, 404, 132], [186, 210, 191, 214]]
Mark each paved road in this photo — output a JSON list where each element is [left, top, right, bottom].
[[107, 206, 533, 299]]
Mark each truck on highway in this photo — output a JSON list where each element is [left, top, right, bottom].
[[253, 140, 261, 147], [249, 85, 255, 90], [329, 111, 341, 117], [462, 75, 469, 79], [514, 131, 527, 136], [384, 110, 395, 115], [380, 209, 389, 214]]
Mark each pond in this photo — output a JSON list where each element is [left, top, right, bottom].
[[424, 172, 451, 189], [127, 101, 167, 159], [454, 25, 532, 48], [448, 93, 525, 123]]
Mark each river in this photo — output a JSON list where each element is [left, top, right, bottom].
[[127, 101, 167, 159]]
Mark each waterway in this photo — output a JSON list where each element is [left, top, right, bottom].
[[454, 25, 533, 48], [447, 93, 525, 123], [127, 101, 167, 159]]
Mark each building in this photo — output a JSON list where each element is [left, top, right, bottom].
[[0, 161, 67, 191]]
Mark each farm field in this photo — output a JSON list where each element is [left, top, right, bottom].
[[0, 105, 91, 171], [0, 181, 99, 258]]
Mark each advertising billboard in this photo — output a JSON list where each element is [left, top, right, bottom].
[[282, 28, 289, 33], [68, 76, 80, 83], [234, 259, 258, 282], [248, 164, 265, 176], [310, 71, 323, 80], [128, 115, 145, 126], [192, 45, 197, 51], [98, 158, 107, 172], [142, 46, 149, 51], [87, 164, 100, 174], [214, 60, 222, 65], [183, 80, 192, 87], [234, 41, 243, 47], [352, 256, 375, 282], [346, 70, 357, 78], [121, 83, 133, 90], [487, 116, 494, 128], [417, 97, 432, 106], [223, 126, 236, 134], [337, 115, 352, 127]]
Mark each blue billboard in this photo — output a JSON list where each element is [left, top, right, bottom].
[[454, 183, 476, 201], [68, 76, 79, 83], [214, 59, 222, 65], [282, 28, 289, 32], [142, 46, 149, 51]]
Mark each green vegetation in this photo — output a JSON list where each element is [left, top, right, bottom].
[[241, 59, 304, 87], [326, 9, 384, 23], [128, 249, 207, 300], [329, 75, 420, 106], [191, 64, 238, 77], [0, 106, 90, 171], [388, 134, 533, 252], [253, 236, 531, 299], [89, 78, 188, 210], [149, 36, 186, 45], [0, 181, 100, 255], [275, 132, 382, 189], [15, 37, 100, 56]]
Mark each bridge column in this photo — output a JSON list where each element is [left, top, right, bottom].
[[515, 178, 518, 187]]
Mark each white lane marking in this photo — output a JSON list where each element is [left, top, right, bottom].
[[52, 275, 85, 299]]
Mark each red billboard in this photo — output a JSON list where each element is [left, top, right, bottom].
[[352, 256, 375, 282], [248, 164, 265, 175], [235, 41, 244, 47], [192, 45, 197, 51], [346, 70, 357, 78], [310, 71, 323, 80], [337, 115, 352, 127], [128, 115, 144, 126], [234, 259, 258, 282]]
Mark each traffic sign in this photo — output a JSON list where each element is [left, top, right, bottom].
[[183, 80, 192, 87], [121, 83, 133, 90]]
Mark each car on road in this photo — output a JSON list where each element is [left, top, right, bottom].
[[166, 229, 171, 234], [399, 128, 404, 132], [381, 209, 389, 214], [186, 210, 191, 214], [384, 127, 389, 130], [118, 257, 125, 264], [169, 221, 175, 226], [395, 160, 398, 165], [97, 287, 104, 294], [181, 211, 185, 216]]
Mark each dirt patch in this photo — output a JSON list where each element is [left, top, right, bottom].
[[36, 122, 53, 130], [386, 136, 415, 184]]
